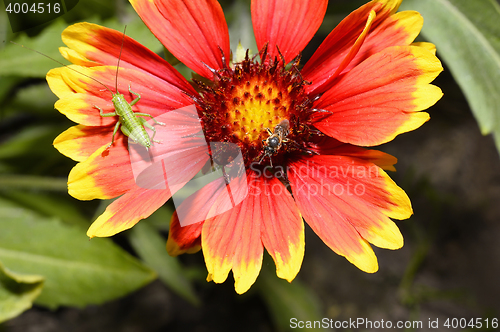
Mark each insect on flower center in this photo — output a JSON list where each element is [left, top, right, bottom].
[[194, 50, 318, 167]]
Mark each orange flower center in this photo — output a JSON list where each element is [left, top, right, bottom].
[[193, 51, 319, 168], [226, 74, 291, 142]]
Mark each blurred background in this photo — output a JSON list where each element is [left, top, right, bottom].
[[0, 0, 499, 331]]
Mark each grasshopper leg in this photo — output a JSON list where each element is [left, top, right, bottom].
[[128, 84, 141, 106], [95, 105, 119, 149], [142, 119, 162, 144], [95, 105, 117, 117], [128, 86, 164, 126], [135, 112, 165, 126], [107, 121, 121, 149]]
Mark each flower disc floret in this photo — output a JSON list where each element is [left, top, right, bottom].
[[194, 51, 317, 166]]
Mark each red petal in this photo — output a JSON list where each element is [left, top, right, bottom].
[[259, 175, 304, 282], [128, 105, 210, 193], [68, 136, 136, 200], [303, 0, 422, 93], [47, 65, 193, 127], [202, 171, 264, 294], [87, 186, 171, 238], [166, 178, 227, 256], [342, 10, 423, 74], [68, 105, 207, 201], [167, 213, 203, 256], [326, 10, 375, 84], [251, 0, 327, 64], [308, 136, 398, 171], [200, 171, 304, 292], [130, 0, 230, 79], [53, 125, 113, 162], [61, 22, 196, 94], [313, 46, 442, 146], [86, 107, 210, 237], [288, 155, 412, 272], [167, 150, 250, 256]]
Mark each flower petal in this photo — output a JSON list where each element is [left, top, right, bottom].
[[68, 137, 136, 200], [306, 9, 376, 94], [167, 212, 203, 256], [288, 155, 412, 272], [309, 137, 398, 171], [202, 171, 264, 294], [251, 0, 327, 64], [60, 22, 195, 93], [345, 9, 424, 74], [130, 0, 230, 79], [47, 67, 111, 127], [86, 108, 209, 238], [54, 125, 113, 162], [87, 186, 171, 238], [67, 105, 206, 203], [412, 41, 436, 55], [259, 175, 304, 282], [303, 0, 424, 93], [325, 10, 376, 86], [128, 105, 210, 193], [69, 136, 208, 202], [166, 178, 228, 256], [47, 65, 193, 127], [167, 138, 252, 255], [313, 46, 443, 146]]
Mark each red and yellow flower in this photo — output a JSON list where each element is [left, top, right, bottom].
[[49, 0, 442, 294]]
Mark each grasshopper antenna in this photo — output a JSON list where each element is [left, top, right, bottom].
[[115, 26, 127, 93], [10, 40, 114, 95]]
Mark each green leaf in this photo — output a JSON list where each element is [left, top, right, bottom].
[[0, 262, 44, 323], [400, 0, 500, 152], [0, 2, 15, 51], [0, 76, 22, 105], [4, 83, 58, 117], [128, 221, 200, 305], [257, 257, 325, 332], [0, 197, 156, 309], [0, 190, 88, 229], [0, 19, 69, 78], [0, 125, 58, 159], [1, 13, 163, 82]]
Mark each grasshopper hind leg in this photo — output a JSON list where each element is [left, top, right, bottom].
[[135, 112, 165, 126], [140, 118, 163, 144]]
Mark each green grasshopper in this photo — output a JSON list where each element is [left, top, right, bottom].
[[11, 27, 164, 150]]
